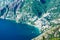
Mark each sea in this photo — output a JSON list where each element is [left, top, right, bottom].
[[0, 18, 41, 40]]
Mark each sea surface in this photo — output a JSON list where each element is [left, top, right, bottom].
[[0, 18, 40, 40]]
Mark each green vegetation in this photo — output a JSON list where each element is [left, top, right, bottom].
[[50, 38, 60, 40]]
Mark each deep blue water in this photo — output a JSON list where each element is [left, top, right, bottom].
[[0, 19, 40, 40], [40, 0, 46, 4]]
